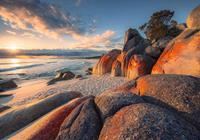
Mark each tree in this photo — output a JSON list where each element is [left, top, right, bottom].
[[139, 10, 175, 41]]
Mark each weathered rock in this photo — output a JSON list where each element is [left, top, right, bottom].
[[133, 74, 200, 129], [152, 29, 200, 77], [99, 103, 200, 140], [0, 105, 10, 113], [111, 60, 121, 76], [75, 74, 82, 79], [123, 28, 149, 52], [56, 97, 102, 140], [126, 55, 155, 79], [187, 4, 200, 29], [151, 36, 173, 50], [85, 67, 93, 75], [48, 71, 75, 85], [10, 96, 90, 140], [95, 91, 143, 121], [0, 80, 17, 91], [0, 91, 82, 138], [145, 46, 161, 58], [92, 49, 121, 75]]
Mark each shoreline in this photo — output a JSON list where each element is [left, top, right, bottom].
[[0, 74, 128, 108]]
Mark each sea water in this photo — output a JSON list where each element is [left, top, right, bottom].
[[0, 56, 97, 81]]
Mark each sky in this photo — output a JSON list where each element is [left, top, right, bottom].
[[0, 0, 199, 51]]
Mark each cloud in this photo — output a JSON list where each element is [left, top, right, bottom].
[[0, 0, 86, 39], [68, 30, 117, 50], [6, 30, 16, 35]]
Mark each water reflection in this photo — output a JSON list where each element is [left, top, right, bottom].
[[9, 58, 21, 68]]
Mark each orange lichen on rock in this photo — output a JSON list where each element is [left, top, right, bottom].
[[93, 49, 121, 75], [10, 96, 90, 140], [152, 29, 200, 77]]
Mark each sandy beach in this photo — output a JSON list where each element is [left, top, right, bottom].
[[0, 74, 128, 107]]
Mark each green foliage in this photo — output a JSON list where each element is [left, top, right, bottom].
[[139, 10, 175, 41]]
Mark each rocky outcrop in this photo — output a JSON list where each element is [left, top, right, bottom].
[[92, 49, 121, 75], [152, 29, 200, 77], [95, 91, 143, 121], [48, 71, 75, 85], [56, 97, 102, 140], [99, 103, 200, 140], [10, 96, 90, 140], [187, 4, 200, 29], [0, 80, 17, 91], [123, 28, 150, 52], [126, 55, 155, 79], [0, 91, 82, 138], [132, 74, 200, 129]]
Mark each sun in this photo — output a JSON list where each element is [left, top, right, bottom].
[[9, 44, 18, 51]]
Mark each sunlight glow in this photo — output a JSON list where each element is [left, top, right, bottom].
[[9, 44, 18, 51]]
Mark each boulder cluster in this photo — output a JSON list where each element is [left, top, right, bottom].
[[2, 74, 199, 140], [93, 4, 200, 79]]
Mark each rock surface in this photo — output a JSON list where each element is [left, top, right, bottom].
[[56, 97, 102, 140], [126, 55, 155, 79], [187, 4, 200, 29], [95, 91, 143, 121], [10, 96, 90, 140], [0, 91, 82, 138], [93, 49, 121, 75], [152, 29, 200, 77], [99, 103, 200, 140], [48, 71, 75, 85], [0, 80, 17, 91], [132, 74, 200, 129], [111, 60, 121, 76]]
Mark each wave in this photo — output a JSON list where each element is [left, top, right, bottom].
[[0, 64, 44, 73]]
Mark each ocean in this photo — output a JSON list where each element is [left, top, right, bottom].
[[0, 56, 97, 81]]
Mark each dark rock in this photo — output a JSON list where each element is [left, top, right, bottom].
[[99, 103, 200, 140], [0, 91, 82, 138], [145, 46, 161, 58], [48, 71, 75, 85], [85, 68, 93, 75], [151, 36, 173, 50], [0, 105, 10, 113], [0, 80, 17, 91], [123, 28, 149, 52], [56, 97, 102, 140], [75, 75, 82, 79], [95, 91, 143, 121], [10, 96, 90, 140], [187, 4, 200, 29], [133, 74, 200, 129]]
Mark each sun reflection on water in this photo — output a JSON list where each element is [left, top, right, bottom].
[[10, 58, 21, 67]]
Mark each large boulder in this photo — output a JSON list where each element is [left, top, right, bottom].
[[126, 55, 155, 79], [123, 28, 149, 52], [0, 91, 82, 138], [99, 103, 200, 140], [132, 74, 200, 129], [0, 80, 17, 91], [93, 49, 121, 75], [9, 96, 90, 140], [187, 4, 200, 29], [152, 29, 200, 77], [95, 91, 143, 122], [56, 97, 102, 140]]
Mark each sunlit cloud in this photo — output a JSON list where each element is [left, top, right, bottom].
[[6, 30, 16, 35], [0, 0, 86, 40]]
